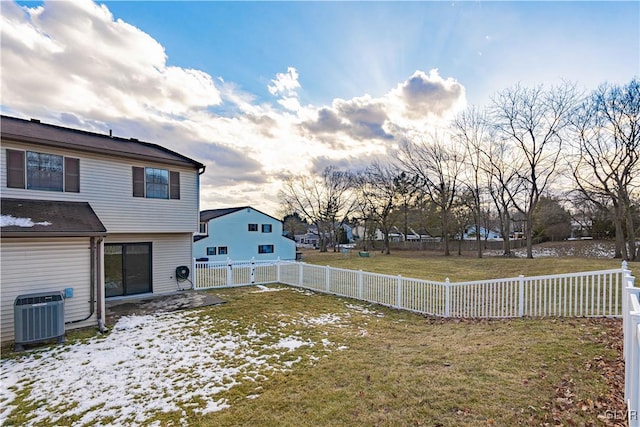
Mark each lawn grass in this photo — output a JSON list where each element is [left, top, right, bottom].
[[299, 249, 624, 282], [197, 286, 620, 426], [1, 286, 620, 426]]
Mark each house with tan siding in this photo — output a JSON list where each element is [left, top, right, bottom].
[[0, 115, 205, 344]]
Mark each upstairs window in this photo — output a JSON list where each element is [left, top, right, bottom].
[[146, 168, 169, 199], [248, 223, 258, 232], [5, 149, 79, 193], [27, 151, 63, 191], [207, 247, 216, 256], [262, 224, 272, 233], [132, 166, 180, 199], [199, 222, 208, 234], [218, 246, 228, 255]]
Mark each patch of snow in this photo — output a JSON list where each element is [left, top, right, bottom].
[[0, 308, 351, 426], [272, 337, 313, 351], [251, 285, 287, 293], [299, 313, 343, 326], [0, 214, 51, 227], [345, 303, 385, 317]]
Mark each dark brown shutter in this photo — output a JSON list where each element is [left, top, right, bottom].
[[64, 157, 80, 192], [6, 149, 25, 189], [132, 166, 145, 197], [169, 171, 180, 199]]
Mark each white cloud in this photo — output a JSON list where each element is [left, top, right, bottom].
[[0, 1, 467, 215], [268, 67, 301, 97], [1, 0, 221, 121]]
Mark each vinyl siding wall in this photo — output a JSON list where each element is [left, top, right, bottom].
[[193, 208, 296, 261], [1, 238, 96, 343], [1, 142, 200, 233], [105, 233, 194, 295]]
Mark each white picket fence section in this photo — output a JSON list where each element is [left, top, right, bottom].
[[193, 258, 639, 425], [622, 263, 640, 427]]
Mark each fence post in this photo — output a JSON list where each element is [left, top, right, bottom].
[[397, 275, 402, 309], [192, 258, 197, 289], [226, 257, 233, 286], [518, 275, 525, 317], [326, 266, 331, 293], [623, 261, 633, 324], [358, 270, 363, 300], [276, 257, 281, 284], [250, 257, 256, 284], [445, 278, 450, 317], [624, 275, 638, 361], [298, 262, 304, 287], [626, 311, 640, 425]]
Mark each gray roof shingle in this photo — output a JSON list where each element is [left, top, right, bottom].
[[1, 198, 107, 237], [1, 115, 205, 170]]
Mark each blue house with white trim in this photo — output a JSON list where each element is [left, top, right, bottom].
[[193, 206, 296, 261]]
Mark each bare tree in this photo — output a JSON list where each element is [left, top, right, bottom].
[[353, 161, 406, 255], [485, 137, 523, 256], [279, 166, 356, 252], [570, 78, 640, 260], [490, 82, 578, 258], [452, 106, 493, 258], [397, 133, 464, 256], [394, 171, 419, 245]]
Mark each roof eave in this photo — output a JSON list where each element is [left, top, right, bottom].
[[1, 131, 205, 170], [1, 231, 108, 238]]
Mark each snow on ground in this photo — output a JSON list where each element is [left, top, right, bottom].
[[484, 241, 616, 258], [0, 304, 364, 426]]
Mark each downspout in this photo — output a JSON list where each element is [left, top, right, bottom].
[[65, 237, 96, 325], [96, 237, 107, 333]]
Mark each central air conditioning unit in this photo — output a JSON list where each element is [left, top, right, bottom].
[[14, 291, 65, 351]]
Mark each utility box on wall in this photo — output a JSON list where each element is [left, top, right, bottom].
[[14, 291, 65, 351]]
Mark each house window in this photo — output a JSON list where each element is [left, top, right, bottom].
[[199, 222, 208, 234], [218, 246, 228, 255], [27, 151, 63, 191], [258, 244, 274, 254], [146, 168, 169, 199], [5, 149, 80, 192], [132, 166, 180, 199], [248, 223, 258, 232], [207, 247, 216, 256], [262, 224, 272, 233]]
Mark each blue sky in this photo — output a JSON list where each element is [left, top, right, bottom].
[[100, 1, 637, 106], [2, 1, 639, 213]]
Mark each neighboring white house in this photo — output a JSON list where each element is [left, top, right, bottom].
[[294, 223, 354, 248], [194, 207, 296, 261], [0, 115, 205, 343]]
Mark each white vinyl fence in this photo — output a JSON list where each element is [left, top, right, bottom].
[[195, 258, 626, 317], [194, 258, 638, 425], [622, 263, 640, 427]]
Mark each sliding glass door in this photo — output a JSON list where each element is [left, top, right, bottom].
[[105, 243, 152, 297]]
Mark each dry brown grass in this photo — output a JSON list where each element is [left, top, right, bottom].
[[299, 247, 623, 282], [198, 286, 621, 426]]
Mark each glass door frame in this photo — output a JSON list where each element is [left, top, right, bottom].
[[104, 242, 153, 297]]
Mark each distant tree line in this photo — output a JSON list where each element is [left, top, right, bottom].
[[280, 78, 640, 260]]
